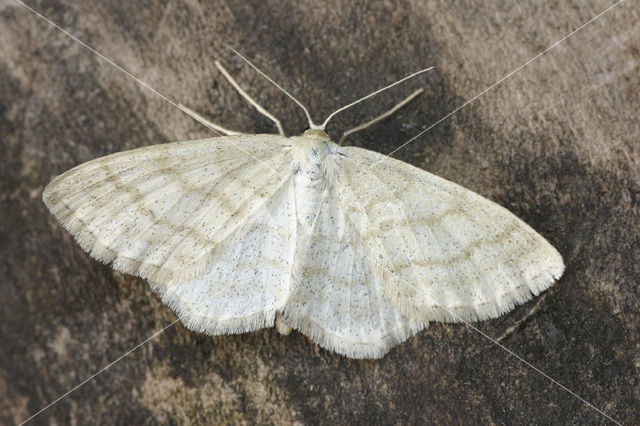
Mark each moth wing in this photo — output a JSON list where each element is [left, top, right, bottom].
[[284, 166, 425, 359], [335, 145, 564, 323], [156, 172, 297, 334], [43, 135, 295, 288]]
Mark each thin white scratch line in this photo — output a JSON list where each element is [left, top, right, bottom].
[[12, 0, 280, 175], [457, 322, 621, 425], [370, 0, 626, 167], [361, 250, 621, 424], [18, 319, 179, 425], [357, 159, 620, 423], [356, 156, 622, 422]]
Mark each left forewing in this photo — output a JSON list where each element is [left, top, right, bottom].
[[43, 134, 294, 286]]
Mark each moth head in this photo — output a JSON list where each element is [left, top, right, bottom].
[[302, 128, 331, 141]]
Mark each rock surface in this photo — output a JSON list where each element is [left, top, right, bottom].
[[1, 0, 638, 424]]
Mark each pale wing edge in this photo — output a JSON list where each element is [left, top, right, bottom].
[[281, 309, 428, 359], [150, 276, 279, 335]]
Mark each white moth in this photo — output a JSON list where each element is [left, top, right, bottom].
[[43, 57, 564, 359]]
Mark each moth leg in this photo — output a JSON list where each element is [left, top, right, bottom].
[[178, 103, 242, 136], [215, 60, 286, 136], [275, 312, 293, 335], [338, 88, 423, 145]]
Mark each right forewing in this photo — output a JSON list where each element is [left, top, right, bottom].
[[335, 146, 564, 324]]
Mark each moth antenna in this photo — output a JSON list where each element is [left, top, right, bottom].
[[226, 45, 321, 130], [321, 67, 434, 129]]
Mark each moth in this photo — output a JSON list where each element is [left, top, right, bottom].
[[43, 55, 564, 359]]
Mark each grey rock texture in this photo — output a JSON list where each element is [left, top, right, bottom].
[[1, 0, 638, 424]]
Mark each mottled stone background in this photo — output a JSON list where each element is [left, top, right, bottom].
[[1, 0, 639, 424]]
